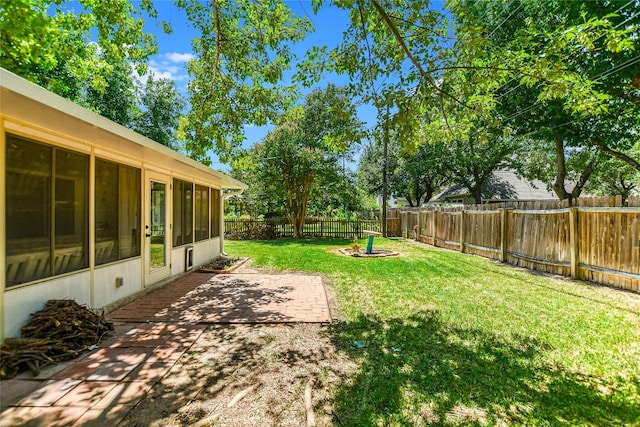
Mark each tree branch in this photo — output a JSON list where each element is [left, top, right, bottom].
[[356, 0, 378, 101], [369, 0, 471, 110], [211, 0, 222, 73], [592, 139, 640, 172]]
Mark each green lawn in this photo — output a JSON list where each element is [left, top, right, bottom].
[[224, 238, 640, 426]]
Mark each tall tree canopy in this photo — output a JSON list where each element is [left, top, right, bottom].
[[298, 0, 454, 142], [133, 77, 186, 150], [251, 84, 364, 236], [176, 0, 312, 164], [83, 55, 139, 127], [0, 0, 159, 98], [297, 0, 637, 156], [449, 0, 639, 200]]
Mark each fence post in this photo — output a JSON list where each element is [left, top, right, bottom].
[[569, 207, 579, 279], [417, 210, 422, 242], [460, 210, 465, 253], [432, 210, 438, 247], [500, 208, 511, 262]]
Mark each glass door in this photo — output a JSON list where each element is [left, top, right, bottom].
[[145, 172, 171, 285]]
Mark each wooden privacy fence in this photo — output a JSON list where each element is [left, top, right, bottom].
[[390, 196, 640, 293], [225, 217, 381, 239]]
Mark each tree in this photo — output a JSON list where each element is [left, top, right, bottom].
[[584, 143, 640, 203], [176, 0, 312, 163], [0, 0, 160, 100], [299, 0, 454, 144], [133, 77, 186, 149], [444, 127, 519, 205], [305, 162, 371, 217], [450, 0, 640, 200], [252, 85, 364, 237], [84, 56, 139, 127], [294, 0, 638, 205], [358, 134, 450, 207]]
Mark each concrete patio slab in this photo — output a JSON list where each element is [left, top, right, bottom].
[[0, 268, 332, 426]]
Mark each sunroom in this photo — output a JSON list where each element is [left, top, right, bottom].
[[0, 68, 246, 341]]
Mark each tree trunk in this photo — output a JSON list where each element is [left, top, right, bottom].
[[472, 186, 482, 204], [553, 138, 599, 203], [552, 138, 572, 201], [570, 153, 599, 200], [294, 215, 305, 238], [289, 177, 313, 238]]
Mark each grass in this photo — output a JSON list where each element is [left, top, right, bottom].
[[224, 238, 640, 426], [150, 244, 165, 269]]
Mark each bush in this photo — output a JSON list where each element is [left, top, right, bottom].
[[225, 221, 279, 240]]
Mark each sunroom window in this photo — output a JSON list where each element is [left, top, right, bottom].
[[95, 159, 141, 265], [194, 184, 209, 242], [173, 179, 193, 247], [211, 188, 221, 238], [6, 134, 88, 286]]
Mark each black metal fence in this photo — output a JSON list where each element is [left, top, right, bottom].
[[224, 217, 381, 239]]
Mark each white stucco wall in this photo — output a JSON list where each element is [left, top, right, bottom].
[[93, 258, 143, 309]]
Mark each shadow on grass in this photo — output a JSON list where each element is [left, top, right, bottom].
[[329, 310, 640, 426]]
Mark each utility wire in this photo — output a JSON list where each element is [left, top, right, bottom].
[[487, 1, 523, 38], [296, 0, 316, 32], [503, 54, 640, 122], [497, 2, 639, 120], [494, 0, 636, 100]]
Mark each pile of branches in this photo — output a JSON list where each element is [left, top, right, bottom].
[[0, 299, 113, 379]]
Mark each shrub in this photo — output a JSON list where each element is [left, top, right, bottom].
[[225, 221, 279, 240]]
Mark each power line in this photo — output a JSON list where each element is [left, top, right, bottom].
[[487, 1, 523, 38], [503, 54, 640, 122], [494, 0, 636, 100], [296, 0, 316, 32]]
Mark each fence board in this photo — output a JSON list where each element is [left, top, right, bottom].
[[435, 211, 461, 250], [506, 210, 571, 276], [464, 211, 502, 259], [417, 211, 435, 245], [387, 218, 401, 236], [577, 210, 640, 291]]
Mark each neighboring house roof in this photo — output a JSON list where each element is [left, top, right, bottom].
[[376, 194, 409, 208], [0, 68, 247, 191], [435, 169, 557, 202]]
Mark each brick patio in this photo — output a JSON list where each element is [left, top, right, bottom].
[[108, 272, 331, 324]]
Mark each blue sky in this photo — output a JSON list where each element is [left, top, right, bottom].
[[141, 1, 381, 170]]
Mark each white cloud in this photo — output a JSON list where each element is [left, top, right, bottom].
[[165, 52, 195, 63], [129, 55, 192, 98], [140, 59, 190, 82]]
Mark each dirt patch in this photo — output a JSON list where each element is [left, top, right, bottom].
[[336, 248, 399, 257], [119, 323, 357, 427]]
